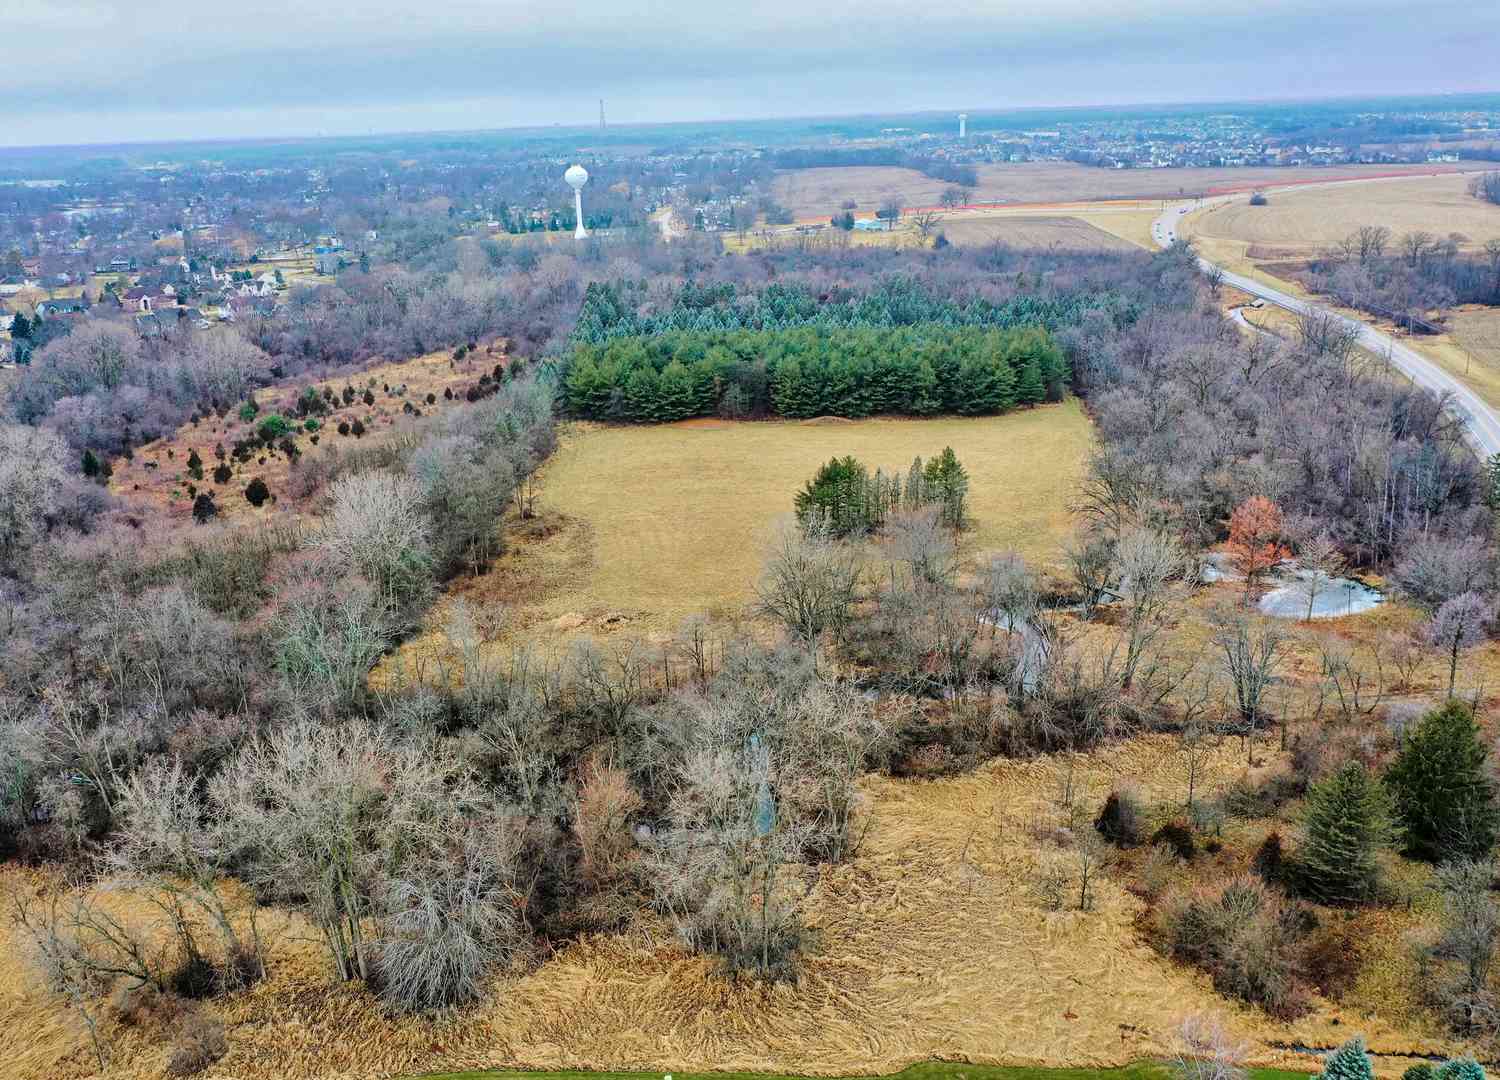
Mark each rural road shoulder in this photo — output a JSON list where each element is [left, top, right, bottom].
[[1152, 190, 1500, 457]]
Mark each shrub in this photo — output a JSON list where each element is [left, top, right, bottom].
[[1152, 821, 1196, 861], [256, 414, 291, 443], [165, 1010, 227, 1076], [1251, 831, 1286, 885], [212, 463, 232, 484], [186, 449, 203, 480], [1316, 1038, 1373, 1080], [1436, 1060, 1486, 1080], [1163, 876, 1310, 1018], [244, 477, 270, 508], [237, 400, 258, 422], [1404, 1067, 1436, 1080], [1386, 700, 1499, 863], [191, 493, 217, 524], [337, 420, 351, 436], [1096, 787, 1144, 847], [351, 418, 366, 438]]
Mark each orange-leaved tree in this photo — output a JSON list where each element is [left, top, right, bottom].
[[1226, 495, 1288, 603]]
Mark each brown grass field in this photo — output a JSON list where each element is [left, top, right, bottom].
[[383, 405, 1095, 668], [1, 705, 1476, 1080], [1185, 174, 1500, 255], [770, 163, 1468, 222], [932, 215, 1140, 252]]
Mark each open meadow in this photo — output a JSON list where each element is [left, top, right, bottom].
[[1184, 173, 1500, 256], [934, 215, 1141, 252], [384, 404, 1094, 663], [769, 162, 1466, 221]]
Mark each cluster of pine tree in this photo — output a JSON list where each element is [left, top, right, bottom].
[[563, 325, 1067, 422], [795, 448, 969, 537], [569, 276, 1132, 346]]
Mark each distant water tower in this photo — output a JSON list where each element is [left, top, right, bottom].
[[958, 113, 967, 140], [564, 164, 589, 240]]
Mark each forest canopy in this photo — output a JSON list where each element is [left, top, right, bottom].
[[561, 324, 1068, 421]]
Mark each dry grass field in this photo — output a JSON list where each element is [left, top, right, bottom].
[[107, 347, 501, 528], [1185, 174, 1500, 255], [932, 215, 1140, 252], [770, 163, 1465, 221], [0, 719, 1469, 1080], [386, 405, 1094, 663]]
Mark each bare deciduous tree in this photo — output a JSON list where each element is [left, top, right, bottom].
[[1427, 592, 1496, 697], [756, 522, 861, 664], [1111, 525, 1185, 690], [1173, 1012, 1249, 1080], [1210, 608, 1285, 737]]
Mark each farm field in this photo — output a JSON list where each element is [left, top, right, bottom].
[[394, 405, 1095, 654], [932, 214, 1140, 252], [1183, 173, 1500, 255], [769, 162, 1468, 221]]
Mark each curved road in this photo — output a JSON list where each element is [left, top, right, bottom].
[[1152, 196, 1500, 457]]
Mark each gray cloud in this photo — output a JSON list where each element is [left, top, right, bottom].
[[5, 0, 1496, 146]]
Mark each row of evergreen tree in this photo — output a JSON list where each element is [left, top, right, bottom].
[[569, 276, 1134, 346], [562, 324, 1069, 422], [795, 449, 970, 537]]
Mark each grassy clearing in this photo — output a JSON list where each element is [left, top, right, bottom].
[[410, 1065, 1309, 1080], [524, 405, 1088, 626], [934, 215, 1139, 252], [1185, 174, 1499, 255]]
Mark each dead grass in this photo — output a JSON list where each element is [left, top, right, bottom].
[[770, 164, 1465, 222], [0, 728, 1464, 1080], [387, 405, 1093, 663], [1187, 174, 1500, 256], [106, 347, 501, 528], [934, 216, 1139, 252]]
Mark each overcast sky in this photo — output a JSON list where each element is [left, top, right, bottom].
[[7, 0, 1498, 148]]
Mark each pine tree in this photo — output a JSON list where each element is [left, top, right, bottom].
[[1317, 1038, 1374, 1080], [1386, 700, 1499, 862], [923, 447, 970, 528], [1486, 454, 1500, 513], [904, 457, 925, 511], [186, 448, 204, 480], [1015, 353, 1046, 406], [81, 449, 100, 479], [1435, 1060, 1486, 1080], [1298, 761, 1394, 904]]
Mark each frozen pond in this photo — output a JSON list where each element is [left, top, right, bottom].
[[1257, 568, 1384, 619]]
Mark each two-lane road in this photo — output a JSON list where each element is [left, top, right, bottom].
[[1152, 198, 1500, 457]]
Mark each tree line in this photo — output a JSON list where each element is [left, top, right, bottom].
[[570, 275, 1136, 346], [562, 324, 1068, 422]]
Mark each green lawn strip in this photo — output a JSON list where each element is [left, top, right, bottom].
[[409, 1061, 1311, 1080]]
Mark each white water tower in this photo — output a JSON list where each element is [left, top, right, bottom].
[[958, 113, 967, 140], [564, 163, 589, 240]]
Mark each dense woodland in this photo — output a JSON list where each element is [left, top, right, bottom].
[[562, 325, 1068, 421], [6, 229, 1500, 1073]]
